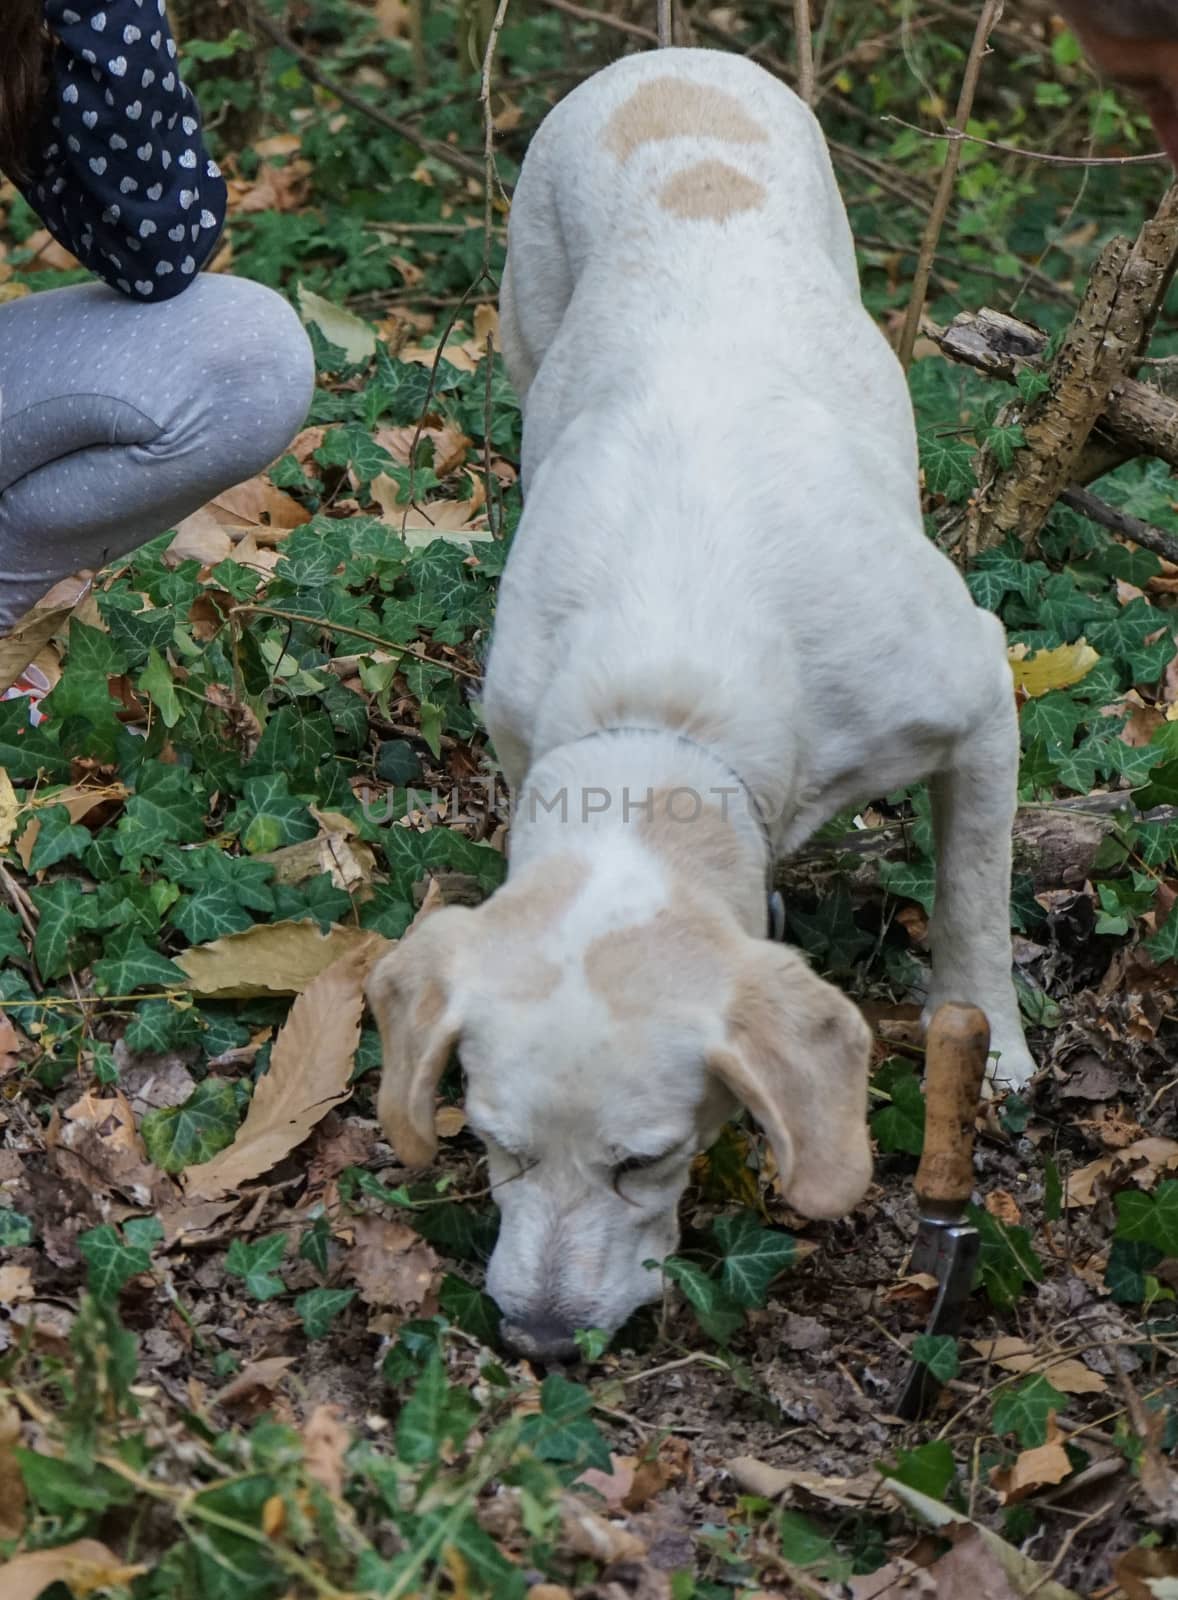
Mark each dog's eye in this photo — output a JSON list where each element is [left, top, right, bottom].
[[613, 1152, 668, 1178]]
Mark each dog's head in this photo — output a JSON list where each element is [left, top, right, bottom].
[[366, 849, 872, 1359]]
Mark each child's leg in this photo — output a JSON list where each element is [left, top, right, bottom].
[[0, 274, 314, 629]]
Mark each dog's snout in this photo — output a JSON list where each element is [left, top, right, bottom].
[[500, 1315, 581, 1365]]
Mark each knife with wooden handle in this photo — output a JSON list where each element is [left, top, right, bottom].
[[895, 1002, 990, 1421]]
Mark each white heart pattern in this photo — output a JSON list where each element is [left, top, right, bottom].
[[89, 155, 107, 174], [134, 280, 154, 295], [119, 176, 138, 193], [179, 148, 196, 168], [82, 109, 98, 129], [109, 133, 127, 150], [90, 11, 106, 29], [126, 99, 142, 120], [63, 83, 79, 104], [147, 183, 163, 201], [179, 189, 195, 210], [180, 256, 196, 274], [109, 55, 127, 76], [140, 219, 157, 237], [168, 224, 184, 242], [124, 24, 141, 43]]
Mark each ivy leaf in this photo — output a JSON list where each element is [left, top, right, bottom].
[[230, 773, 317, 855], [225, 1233, 289, 1301], [1146, 905, 1178, 963], [912, 1334, 960, 1383], [124, 997, 202, 1055], [396, 1354, 478, 1465], [659, 1256, 745, 1345], [296, 1286, 356, 1339], [992, 1373, 1066, 1447], [79, 1217, 163, 1301], [27, 804, 92, 871], [299, 1214, 332, 1276], [138, 648, 181, 728], [91, 935, 187, 995], [920, 430, 976, 503], [438, 1274, 502, 1344], [712, 1213, 796, 1308], [1115, 1182, 1178, 1255], [968, 1206, 1044, 1308], [30, 879, 102, 980], [0, 906, 24, 964], [1105, 1238, 1164, 1303], [519, 1373, 611, 1472], [879, 858, 937, 916], [884, 1437, 956, 1500], [140, 1078, 240, 1173], [871, 1059, 926, 1156], [0, 1209, 34, 1246]]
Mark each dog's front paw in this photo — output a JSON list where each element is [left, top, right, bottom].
[[983, 1033, 1037, 1093]]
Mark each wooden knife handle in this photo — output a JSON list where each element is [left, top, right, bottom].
[[916, 1003, 990, 1211]]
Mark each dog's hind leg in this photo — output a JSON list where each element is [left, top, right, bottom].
[[924, 683, 1036, 1090]]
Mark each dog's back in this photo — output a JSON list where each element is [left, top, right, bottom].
[[500, 50, 901, 485]]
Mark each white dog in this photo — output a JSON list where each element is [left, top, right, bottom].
[[367, 48, 1034, 1360]]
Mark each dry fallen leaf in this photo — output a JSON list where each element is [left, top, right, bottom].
[[1064, 1138, 1178, 1207], [559, 1497, 645, 1564], [0, 598, 78, 695], [0, 1397, 27, 1541], [0, 1265, 35, 1306], [178, 921, 390, 998], [184, 940, 378, 1199], [215, 1356, 296, 1410], [302, 1404, 352, 1498], [347, 1214, 441, 1312], [985, 1190, 1021, 1226], [990, 1421, 1073, 1502], [727, 1456, 879, 1507], [63, 1089, 143, 1155], [0, 1540, 147, 1600], [968, 1338, 1106, 1395], [1116, 1545, 1178, 1600]]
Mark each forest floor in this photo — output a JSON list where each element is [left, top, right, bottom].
[[2, 3, 1178, 1598]]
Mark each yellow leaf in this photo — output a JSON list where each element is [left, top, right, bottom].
[[0, 768, 20, 850], [1009, 639, 1099, 698], [0, 1540, 147, 1600], [177, 921, 390, 999], [182, 938, 381, 1198], [295, 284, 377, 364]]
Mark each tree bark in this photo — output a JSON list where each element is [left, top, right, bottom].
[[173, 0, 263, 154]]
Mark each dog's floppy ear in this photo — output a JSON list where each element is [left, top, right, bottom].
[[709, 942, 872, 1219], [366, 906, 473, 1167]]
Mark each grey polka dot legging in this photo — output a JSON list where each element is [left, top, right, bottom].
[[0, 272, 315, 631]]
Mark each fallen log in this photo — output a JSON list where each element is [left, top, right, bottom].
[[778, 795, 1178, 900]]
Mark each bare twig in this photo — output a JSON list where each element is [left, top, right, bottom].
[[793, 0, 814, 104], [536, 0, 658, 44], [897, 0, 1004, 370], [1060, 485, 1178, 566], [244, 5, 486, 184], [883, 114, 1168, 168], [657, 0, 672, 47], [229, 605, 482, 681], [1025, 1500, 1119, 1598]]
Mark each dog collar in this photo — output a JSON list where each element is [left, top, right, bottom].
[[536, 725, 782, 936]]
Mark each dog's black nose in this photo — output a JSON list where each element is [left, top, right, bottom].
[[500, 1316, 581, 1365]]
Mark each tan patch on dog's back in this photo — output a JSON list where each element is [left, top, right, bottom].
[[658, 160, 766, 221], [604, 77, 768, 164]]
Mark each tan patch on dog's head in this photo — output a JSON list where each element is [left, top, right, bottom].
[[658, 160, 766, 221], [604, 77, 768, 163], [481, 855, 588, 938], [474, 856, 586, 1004], [584, 904, 730, 1020]]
